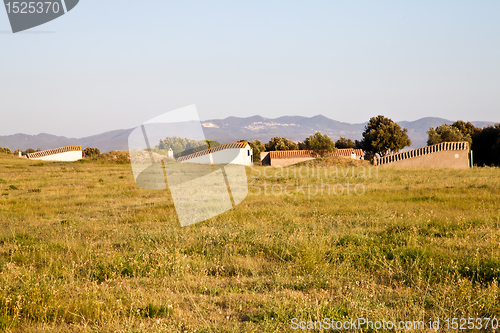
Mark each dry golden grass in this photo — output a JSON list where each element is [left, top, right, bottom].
[[0, 152, 499, 332]]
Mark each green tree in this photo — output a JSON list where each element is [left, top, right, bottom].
[[156, 137, 211, 157], [83, 147, 101, 158], [297, 141, 308, 150], [335, 137, 356, 149], [205, 140, 221, 149], [452, 120, 477, 138], [240, 140, 265, 163], [265, 137, 299, 151], [302, 132, 336, 157], [24, 148, 35, 155], [359, 115, 411, 158], [0, 147, 12, 154], [427, 124, 472, 146]]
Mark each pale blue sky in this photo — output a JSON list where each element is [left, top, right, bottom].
[[1, 1, 499, 137]]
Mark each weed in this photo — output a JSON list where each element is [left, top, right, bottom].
[[139, 303, 172, 318]]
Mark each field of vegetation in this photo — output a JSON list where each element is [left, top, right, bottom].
[[0, 152, 499, 332]]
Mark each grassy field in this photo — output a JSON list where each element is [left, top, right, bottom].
[[0, 153, 499, 332]]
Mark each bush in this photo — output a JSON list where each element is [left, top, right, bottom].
[[427, 124, 472, 146], [0, 147, 12, 154], [302, 132, 336, 157], [83, 147, 101, 159], [452, 120, 477, 138], [155, 137, 215, 157], [99, 151, 130, 164], [265, 137, 299, 151], [205, 140, 221, 149], [335, 137, 356, 149]]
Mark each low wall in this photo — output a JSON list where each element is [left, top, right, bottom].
[[180, 148, 252, 166], [260, 151, 315, 167], [30, 151, 83, 162], [270, 157, 315, 167], [381, 150, 469, 169], [260, 149, 363, 167]]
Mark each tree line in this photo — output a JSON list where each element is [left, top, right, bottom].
[[241, 132, 343, 163], [427, 121, 500, 166], [1, 116, 498, 166], [243, 115, 412, 162], [352, 116, 500, 166], [243, 116, 499, 166], [0, 148, 43, 156]]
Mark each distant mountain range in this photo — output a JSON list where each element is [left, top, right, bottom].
[[0, 116, 497, 153]]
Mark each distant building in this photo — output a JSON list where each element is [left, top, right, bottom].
[[27, 145, 83, 162], [176, 142, 253, 166], [260, 148, 364, 167]]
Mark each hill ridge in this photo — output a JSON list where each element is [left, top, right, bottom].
[[0, 117, 496, 153]]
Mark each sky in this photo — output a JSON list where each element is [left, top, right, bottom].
[[1, 0, 499, 138]]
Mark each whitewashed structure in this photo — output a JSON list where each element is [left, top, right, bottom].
[[176, 142, 253, 166], [27, 145, 83, 162]]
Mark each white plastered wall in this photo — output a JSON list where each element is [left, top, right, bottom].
[[30, 151, 83, 162], [181, 147, 253, 166]]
